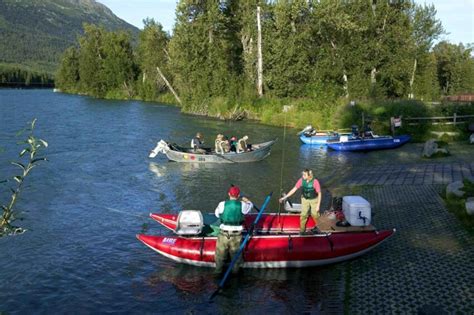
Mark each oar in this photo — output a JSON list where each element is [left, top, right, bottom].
[[215, 153, 236, 163], [209, 192, 273, 300]]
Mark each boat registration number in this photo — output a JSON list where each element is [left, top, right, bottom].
[[162, 237, 177, 245]]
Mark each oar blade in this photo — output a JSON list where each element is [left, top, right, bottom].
[[209, 287, 221, 301]]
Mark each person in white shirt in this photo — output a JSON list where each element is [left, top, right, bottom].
[[214, 186, 253, 273]]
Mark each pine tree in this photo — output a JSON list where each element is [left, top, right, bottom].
[[137, 18, 170, 100], [265, 0, 313, 98]]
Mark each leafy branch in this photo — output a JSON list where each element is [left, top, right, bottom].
[[1, 119, 48, 237]]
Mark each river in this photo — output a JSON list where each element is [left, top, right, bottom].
[[1, 89, 395, 313]]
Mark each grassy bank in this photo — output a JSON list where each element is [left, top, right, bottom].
[[182, 96, 474, 143], [61, 86, 474, 143]]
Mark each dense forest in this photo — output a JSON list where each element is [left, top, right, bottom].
[[0, 0, 138, 85], [0, 65, 54, 87], [56, 0, 474, 130]]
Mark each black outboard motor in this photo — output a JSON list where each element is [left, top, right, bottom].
[[298, 125, 315, 136]]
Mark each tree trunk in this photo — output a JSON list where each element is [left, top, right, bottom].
[[409, 58, 417, 99], [342, 70, 349, 98], [156, 66, 182, 105], [257, 6, 263, 98], [371, 67, 377, 84], [123, 81, 132, 98]]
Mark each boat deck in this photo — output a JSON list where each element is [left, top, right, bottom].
[[317, 214, 375, 233]]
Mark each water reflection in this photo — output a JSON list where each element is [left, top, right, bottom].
[[141, 263, 340, 313], [145, 264, 215, 295]]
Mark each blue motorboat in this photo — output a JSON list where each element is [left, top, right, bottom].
[[299, 132, 340, 145], [326, 134, 411, 151], [298, 125, 348, 145]]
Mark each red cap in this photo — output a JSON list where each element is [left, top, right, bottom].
[[228, 186, 240, 198]]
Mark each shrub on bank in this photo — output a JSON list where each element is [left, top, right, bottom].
[[444, 179, 474, 236]]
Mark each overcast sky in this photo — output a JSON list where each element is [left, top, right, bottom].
[[99, 0, 473, 45]]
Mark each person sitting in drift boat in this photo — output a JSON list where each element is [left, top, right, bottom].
[[191, 132, 206, 154], [229, 136, 237, 153], [279, 169, 321, 235], [214, 186, 253, 274], [236, 135, 250, 153], [221, 136, 231, 153], [215, 134, 225, 154]]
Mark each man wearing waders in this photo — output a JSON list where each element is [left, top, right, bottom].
[[214, 186, 253, 273], [279, 169, 321, 234]]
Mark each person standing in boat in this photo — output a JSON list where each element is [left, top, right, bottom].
[[214, 186, 253, 273], [279, 169, 321, 234]]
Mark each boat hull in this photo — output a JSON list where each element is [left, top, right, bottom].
[[165, 139, 277, 163], [137, 230, 395, 268], [327, 135, 411, 151], [299, 134, 339, 145]]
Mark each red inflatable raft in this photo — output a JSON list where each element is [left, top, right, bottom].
[[138, 212, 395, 268], [137, 230, 394, 268]]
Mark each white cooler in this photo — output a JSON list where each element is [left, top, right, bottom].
[[342, 196, 371, 226]]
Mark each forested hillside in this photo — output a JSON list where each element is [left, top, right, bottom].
[[56, 0, 474, 131], [0, 0, 138, 86]]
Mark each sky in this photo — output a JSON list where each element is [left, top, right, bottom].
[[99, 0, 473, 45]]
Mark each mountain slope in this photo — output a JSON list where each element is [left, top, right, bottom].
[[0, 0, 139, 74]]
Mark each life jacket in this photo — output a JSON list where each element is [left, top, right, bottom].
[[302, 178, 318, 199], [215, 139, 224, 154], [237, 139, 247, 152], [220, 200, 243, 225]]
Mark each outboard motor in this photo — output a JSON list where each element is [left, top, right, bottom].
[[149, 140, 169, 158], [175, 210, 204, 236], [297, 125, 314, 136]]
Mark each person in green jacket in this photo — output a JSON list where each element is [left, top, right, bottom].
[[279, 169, 321, 234], [214, 186, 253, 273]]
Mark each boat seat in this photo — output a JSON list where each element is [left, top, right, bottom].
[[175, 210, 204, 235]]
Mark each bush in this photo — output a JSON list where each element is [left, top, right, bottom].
[[443, 179, 474, 235], [1, 119, 47, 237]]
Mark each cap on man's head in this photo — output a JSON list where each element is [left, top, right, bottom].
[[243, 135, 249, 140], [228, 186, 240, 198]]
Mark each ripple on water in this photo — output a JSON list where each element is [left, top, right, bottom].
[[1, 90, 379, 313]]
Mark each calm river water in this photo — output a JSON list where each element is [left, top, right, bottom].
[[1, 89, 393, 313]]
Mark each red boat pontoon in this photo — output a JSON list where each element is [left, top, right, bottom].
[[138, 212, 395, 268], [137, 230, 394, 268]]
